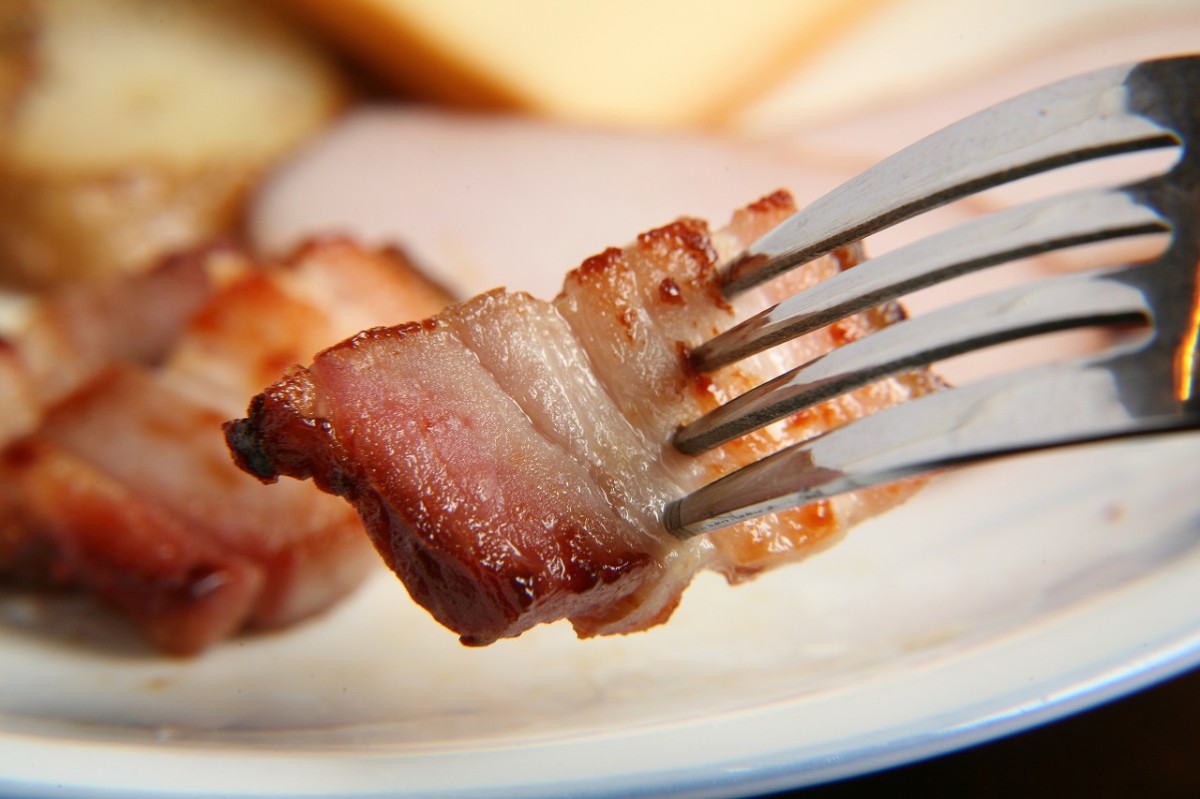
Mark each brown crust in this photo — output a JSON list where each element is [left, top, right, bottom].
[[226, 348, 661, 646], [0, 0, 36, 135]]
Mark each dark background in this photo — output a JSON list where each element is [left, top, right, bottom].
[[770, 664, 1200, 798]]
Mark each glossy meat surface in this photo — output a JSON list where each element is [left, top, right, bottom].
[[228, 193, 941, 645]]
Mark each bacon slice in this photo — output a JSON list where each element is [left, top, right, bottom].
[[0, 436, 263, 654], [227, 192, 943, 646], [0, 246, 227, 447], [1, 240, 454, 654]]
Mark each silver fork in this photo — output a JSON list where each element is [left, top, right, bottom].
[[664, 54, 1200, 538]]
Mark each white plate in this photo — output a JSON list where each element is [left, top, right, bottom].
[[2, 432, 1199, 797], [4, 91, 1199, 796]]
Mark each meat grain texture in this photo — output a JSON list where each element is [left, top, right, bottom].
[[227, 192, 942, 646]]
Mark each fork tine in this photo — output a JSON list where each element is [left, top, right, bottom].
[[669, 56, 1200, 537], [693, 185, 1169, 372], [720, 57, 1197, 297], [675, 266, 1150, 455], [664, 350, 1188, 538]]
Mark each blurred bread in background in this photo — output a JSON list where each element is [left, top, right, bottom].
[[269, 0, 884, 129], [1, 0, 1196, 293], [0, 0, 33, 135], [271, 0, 1198, 133], [0, 0, 345, 290]]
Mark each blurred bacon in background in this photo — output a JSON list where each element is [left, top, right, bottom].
[[273, 0, 1200, 133]]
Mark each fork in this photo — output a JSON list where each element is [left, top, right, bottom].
[[663, 54, 1200, 538]]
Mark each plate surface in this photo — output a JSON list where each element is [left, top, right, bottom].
[[2, 431, 1199, 798]]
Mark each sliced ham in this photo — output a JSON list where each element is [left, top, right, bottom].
[[227, 192, 942, 646]]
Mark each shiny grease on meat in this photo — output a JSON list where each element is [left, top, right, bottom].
[[226, 192, 942, 646]]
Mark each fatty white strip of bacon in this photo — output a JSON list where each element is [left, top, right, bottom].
[[1, 240, 454, 654], [162, 238, 455, 414], [227, 192, 942, 646]]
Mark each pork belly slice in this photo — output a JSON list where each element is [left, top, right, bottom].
[[0, 437, 262, 655], [164, 237, 455, 413], [1, 239, 455, 653], [36, 363, 374, 630], [0, 246, 229, 447], [227, 192, 942, 646]]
